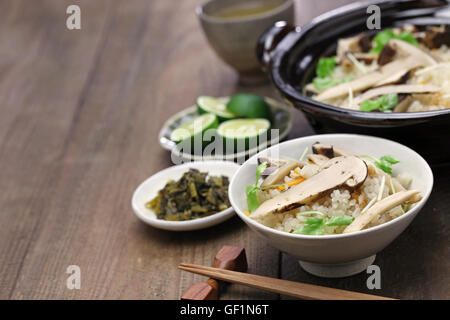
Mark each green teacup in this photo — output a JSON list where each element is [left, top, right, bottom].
[[197, 0, 294, 85]]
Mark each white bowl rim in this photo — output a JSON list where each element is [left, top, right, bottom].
[[229, 133, 434, 240], [132, 160, 240, 230]]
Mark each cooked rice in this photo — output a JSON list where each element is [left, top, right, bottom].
[[254, 163, 409, 235]]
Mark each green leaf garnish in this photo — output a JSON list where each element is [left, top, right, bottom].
[[360, 99, 381, 112], [312, 57, 346, 90], [245, 162, 268, 212], [245, 185, 260, 212], [293, 217, 325, 235], [396, 31, 419, 47], [378, 93, 398, 112], [371, 28, 418, 54], [316, 57, 335, 78], [360, 93, 398, 113], [380, 155, 400, 165], [371, 29, 395, 54], [360, 155, 400, 175], [326, 215, 355, 226], [293, 212, 355, 235], [313, 76, 354, 90], [375, 161, 393, 174], [255, 162, 267, 185], [313, 77, 335, 90]]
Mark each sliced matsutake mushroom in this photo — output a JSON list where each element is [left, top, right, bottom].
[[358, 33, 372, 52], [315, 58, 416, 101], [388, 39, 437, 65], [260, 159, 302, 187], [351, 84, 440, 109], [258, 157, 288, 177], [310, 146, 417, 201], [343, 190, 422, 233], [378, 43, 396, 66], [306, 144, 418, 200], [353, 52, 378, 64], [307, 154, 330, 166], [299, 163, 320, 179], [315, 40, 437, 102], [312, 143, 353, 158], [423, 25, 450, 49], [393, 95, 414, 112], [312, 143, 334, 158], [250, 156, 368, 220], [337, 33, 373, 71], [337, 37, 360, 63], [377, 35, 434, 66], [304, 82, 321, 94], [341, 53, 354, 71], [337, 33, 371, 61], [375, 39, 437, 87]]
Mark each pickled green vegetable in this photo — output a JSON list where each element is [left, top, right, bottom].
[[146, 168, 230, 221]]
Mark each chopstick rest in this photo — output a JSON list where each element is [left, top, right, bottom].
[[180, 245, 247, 300]]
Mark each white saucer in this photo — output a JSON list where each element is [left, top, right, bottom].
[[131, 161, 240, 231]]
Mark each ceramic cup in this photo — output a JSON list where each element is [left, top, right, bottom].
[[197, 0, 294, 85]]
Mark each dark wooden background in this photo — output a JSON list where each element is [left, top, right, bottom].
[[0, 0, 448, 300]]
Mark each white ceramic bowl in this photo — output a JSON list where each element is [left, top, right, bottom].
[[229, 134, 433, 277], [132, 161, 240, 231]]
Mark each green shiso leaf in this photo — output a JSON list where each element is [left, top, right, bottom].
[[313, 76, 354, 90], [255, 162, 267, 186], [293, 217, 325, 235], [360, 154, 400, 175], [246, 162, 268, 212], [293, 212, 355, 234], [245, 185, 260, 212], [379, 93, 398, 112], [326, 215, 355, 226], [371, 29, 396, 54], [371, 28, 418, 54], [396, 31, 419, 47], [316, 57, 336, 78], [360, 99, 381, 112], [380, 155, 400, 165], [360, 93, 398, 113]]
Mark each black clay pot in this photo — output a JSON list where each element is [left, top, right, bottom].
[[257, 0, 450, 165]]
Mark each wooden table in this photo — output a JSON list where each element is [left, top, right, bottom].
[[0, 0, 448, 300]]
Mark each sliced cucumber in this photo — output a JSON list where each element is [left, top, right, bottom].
[[197, 96, 239, 122]]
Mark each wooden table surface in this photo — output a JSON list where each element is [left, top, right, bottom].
[[0, 0, 448, 300]]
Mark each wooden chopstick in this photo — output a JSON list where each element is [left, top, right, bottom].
[[179, 263, 396, 300]]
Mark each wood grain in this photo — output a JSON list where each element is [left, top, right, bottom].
[[0, 0, 447, 300]]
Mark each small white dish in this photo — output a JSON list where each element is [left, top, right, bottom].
[[229, 134, 434, 277], [132, 160, 240, 231]]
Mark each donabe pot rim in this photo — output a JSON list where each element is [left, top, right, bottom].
[[268, 0, 450, 123]]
